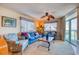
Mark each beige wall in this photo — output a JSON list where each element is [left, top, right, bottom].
[[60, 17, 65, 41], [77, 7, 79, 40], [0, 6, 29, 35], [56, 17, 65, 40], [56, 18, 61, 40]]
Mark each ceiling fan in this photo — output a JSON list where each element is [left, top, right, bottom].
[[41, 12, 55, 21]]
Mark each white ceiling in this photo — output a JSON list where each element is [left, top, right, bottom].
[[0, 3, 79, 19]]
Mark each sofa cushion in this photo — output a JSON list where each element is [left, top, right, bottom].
[[29, 32, 36, 37], [17, 32, 28, 40], [4, 33, 18, 41]]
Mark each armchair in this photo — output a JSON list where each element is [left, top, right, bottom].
[[4, 33, 28, 51], [7, 40, 22, 55]]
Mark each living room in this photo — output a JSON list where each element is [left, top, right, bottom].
[[0, 3, 79, 55]]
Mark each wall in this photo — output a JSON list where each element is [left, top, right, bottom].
[[60, 17, 65, 41], [56, 18, 65, 40], [0, 6, 21, 35], [56, 18, 62, 40], [0, 6, 29, 35], [77, 7, 79, 40]]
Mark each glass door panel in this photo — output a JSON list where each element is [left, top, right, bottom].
[[71, 18, 77, 45], [65, 21, 70, 41]]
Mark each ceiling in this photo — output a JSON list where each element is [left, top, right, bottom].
[[0, 3, 79, 20]]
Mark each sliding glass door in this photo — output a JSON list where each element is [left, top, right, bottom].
[[65, 18, 77, 45]]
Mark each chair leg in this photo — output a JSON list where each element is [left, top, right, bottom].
[[48, 42, 50, 51], [37, 45, 40, 48]]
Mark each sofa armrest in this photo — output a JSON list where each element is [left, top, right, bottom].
[[19, 40, 28, 51]]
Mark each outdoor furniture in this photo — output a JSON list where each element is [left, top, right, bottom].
[[37, 36, 54, 51]]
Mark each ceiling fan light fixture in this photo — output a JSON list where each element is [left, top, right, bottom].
[[45, 12, 48, 16], [41, 12, 55, 21]]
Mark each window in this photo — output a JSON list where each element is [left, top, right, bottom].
[[20, 20, 35, 32], [71, 18, 77, 45], [65, 21, 69, 41], [44, 22, 57, 31]]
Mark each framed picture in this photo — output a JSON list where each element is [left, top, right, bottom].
[[2, 16, 16, 27]]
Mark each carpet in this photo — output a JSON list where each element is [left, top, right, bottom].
[[23, 40, 74, 55]]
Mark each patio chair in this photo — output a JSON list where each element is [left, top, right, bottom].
[[37, 32, 55, 51]]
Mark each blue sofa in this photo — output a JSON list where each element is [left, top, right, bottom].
[[4, 33, 28, 51], [28, 32, 40, 44]]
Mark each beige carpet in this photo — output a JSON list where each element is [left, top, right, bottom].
[[23, 40, 74, 55]]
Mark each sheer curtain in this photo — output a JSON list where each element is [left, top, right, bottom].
[[20, 19, 35, 32]]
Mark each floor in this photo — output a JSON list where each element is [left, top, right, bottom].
[[23, 40, 74, 55], [71, 40, 79, 55]]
